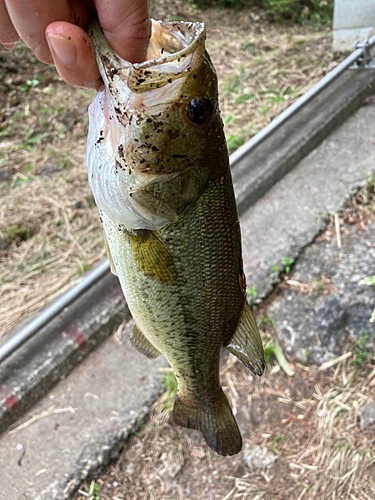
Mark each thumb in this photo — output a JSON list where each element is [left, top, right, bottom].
[[94, 0, 151, 64]]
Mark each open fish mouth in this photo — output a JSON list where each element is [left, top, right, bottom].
[[86, 19, 214, 231], [89, 19, 206, 93]]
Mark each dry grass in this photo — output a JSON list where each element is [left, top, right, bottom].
[[74, 340, 375, 500], [296, 361, 375, 500], [0, 1, 345, 338], [317, 173, 375, 246]]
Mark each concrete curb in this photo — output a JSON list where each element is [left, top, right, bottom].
[[0, 273, 129, 435]]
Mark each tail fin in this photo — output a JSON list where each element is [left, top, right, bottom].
[[172, 390, 242, 456]]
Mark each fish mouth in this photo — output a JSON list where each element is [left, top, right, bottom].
[[89, 19, 205, 94]]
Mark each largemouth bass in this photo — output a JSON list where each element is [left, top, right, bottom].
[[87, 19, 264, 456]]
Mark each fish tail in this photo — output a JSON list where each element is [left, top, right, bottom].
[[172, 390, 242, 456]]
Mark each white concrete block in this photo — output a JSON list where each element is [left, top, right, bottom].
[[333, 0, 375, 51]]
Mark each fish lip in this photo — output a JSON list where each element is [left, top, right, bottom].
[[88, 19, 206, 93]]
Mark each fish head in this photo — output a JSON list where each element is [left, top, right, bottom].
[[87, 20, 227, 230]]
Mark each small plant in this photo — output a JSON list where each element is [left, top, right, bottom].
[[20, 78, 39, 92], [350, 331, 375, 366], [257, 314, 274, 328], [227, 132, 246, 153], [263, 336, 294, 376], [272, 434, 288, 454], [243, 40, 255, 52], [271, 263, 280, 282], [235, 93, 257, 105], [17, 126, 45, 151], [76, 262, 92, 275], [271, 257, 295, 283], [360, 276, 375, 323], [281, 256, 294, 273], [313, 277, 326, 290], [246, 284, 258, 309], [162, 370, 178, 414]]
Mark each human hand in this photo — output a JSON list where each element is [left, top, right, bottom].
[[0, 0, 150, 88]]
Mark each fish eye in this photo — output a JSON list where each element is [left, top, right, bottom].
[[187, 97, 211, 125]]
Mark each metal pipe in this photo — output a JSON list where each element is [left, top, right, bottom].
[[1, 36, 375, 364], [230, 34, 375, 168], [0, 260, 110, 363]]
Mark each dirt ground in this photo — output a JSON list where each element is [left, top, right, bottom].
[[73, 184, 375, 500], [0, 0, 345, 336]]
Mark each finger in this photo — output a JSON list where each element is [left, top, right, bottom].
[[46, 21, 101, 89], [94, 0, 150, 63], [4, 0, 90, 63], [0, 0, 19, 46]]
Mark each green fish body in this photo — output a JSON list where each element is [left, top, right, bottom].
[[87, 19, 264, 456]]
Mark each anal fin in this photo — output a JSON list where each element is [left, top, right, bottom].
[[130, 323, 161, 359], [225, 301, 265, 376]]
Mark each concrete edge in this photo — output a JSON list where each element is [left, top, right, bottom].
[[0, 273, 130, 435], [63, 387, 166, 498]]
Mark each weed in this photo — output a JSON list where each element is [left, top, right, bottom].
[[76, 262, 93, 275], [17, 126, 45, 151], [257, 314, 274, 328], [263, 336, 294, 376], [223, 74, 241, 94], [271, 257, 295, 283], [0, 126, 12, 138], [243, 40, 255, 52], [313, 277, 326, 290], [272, 434, 288, 454], [226, 133, 246, 153], [246, 284, 258, 309], [223, 114, 236, 124], [20, 78, 39, 92], [281, 256, 294, 273], [235, 93, 257, 105], [271, 263, 280, 283], [350, 331, 375, 366], [3, 224, 38, 244], [162, 370, 177, 415]]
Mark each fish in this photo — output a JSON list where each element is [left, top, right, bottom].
[[86, 19, 264, 456]]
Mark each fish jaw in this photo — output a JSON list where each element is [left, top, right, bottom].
[[87, 19, 221, 231]]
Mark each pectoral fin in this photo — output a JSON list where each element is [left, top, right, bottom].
[[103, 232, 117, 276], [225, 301, 265, 376], [127, 230, 176, 285], [130, 323, 161, 359]]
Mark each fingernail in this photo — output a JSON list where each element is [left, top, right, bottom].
[[3, 42, 16, 50], [46, 33, 76, 65]]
